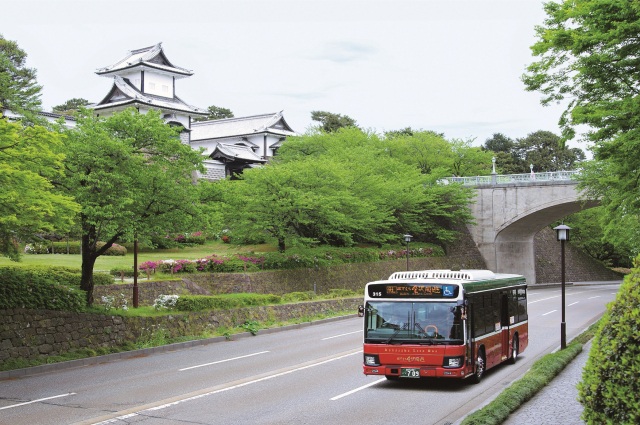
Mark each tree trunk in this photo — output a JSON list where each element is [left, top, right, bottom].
[[80, 233, 98, 306], [278, 237, 286, 252]]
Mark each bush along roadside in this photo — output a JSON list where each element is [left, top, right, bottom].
[[460, 321, 601, 425]]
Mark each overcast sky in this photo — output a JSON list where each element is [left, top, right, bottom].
[[2, 0, 574, 147]]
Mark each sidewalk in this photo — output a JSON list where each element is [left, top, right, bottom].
[[501, 341, 591, 425]]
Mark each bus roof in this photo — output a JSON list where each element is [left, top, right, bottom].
[[387, 269, 521, 282], [378, 269, 526, 293]]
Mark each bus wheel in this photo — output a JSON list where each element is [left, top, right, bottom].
[[471, 351, 485, 384], [509, 335, 519, 364]]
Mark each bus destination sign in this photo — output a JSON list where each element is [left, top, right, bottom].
[[368, 283, 459, 299]]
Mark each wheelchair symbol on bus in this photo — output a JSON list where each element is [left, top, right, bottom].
[[443, 285, 454, 297]]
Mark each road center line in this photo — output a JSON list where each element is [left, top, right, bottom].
[[331, 378, 385, 401], [542, 310, 557, 316], [322, 330, 361, 340], [0, 393, 76, 411], [568, 301, 579, 307], [179, 351, 270, 371]]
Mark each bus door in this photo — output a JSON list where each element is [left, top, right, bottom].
[[500, 293, 510, 361]]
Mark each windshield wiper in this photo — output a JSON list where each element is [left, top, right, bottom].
[[384, 322, 410, 343]]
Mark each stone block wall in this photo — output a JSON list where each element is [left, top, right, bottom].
[[0, 298, 361, 366], [534, 227, 622, 283]]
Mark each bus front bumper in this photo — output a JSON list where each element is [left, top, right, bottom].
[[363, 365, 468, 378]]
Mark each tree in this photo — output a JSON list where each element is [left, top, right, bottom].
[[0, 34, 42, 123], [515, 130, 585, 172], [193, 105, 234, 122], [483, 133, 514, 153], [578, 258, 640, 424], [384, 131, 491, 177], [52, 98, 90, 115], [523, 0, 640, 254], [310, 111, 358, 132], [0, 119, 79, 260], [59, 109, 204, 305], [221, 127, 474, 251]]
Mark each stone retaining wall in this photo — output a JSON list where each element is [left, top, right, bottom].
[[0, 298, 361, 366]]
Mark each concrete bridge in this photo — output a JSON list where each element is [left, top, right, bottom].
[[446, 170, 598, 285]]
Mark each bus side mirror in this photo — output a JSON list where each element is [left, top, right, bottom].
[[358, 305, 364, 317]]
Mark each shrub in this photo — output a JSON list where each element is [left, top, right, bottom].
[[97, 242, 127, 256], [23, 242, 51, 254], [110, 267, 136, 278], [93, 273, 115, 286], [578, 255, 640, 425], [281, 291, 317, 302], [51, 241, 81, 254], [326, 288, 359, 298], [153, 294, 180, 310], [174, 293, 282, 311], [101, 293, 128, 311], [0, 266, 86, 311]]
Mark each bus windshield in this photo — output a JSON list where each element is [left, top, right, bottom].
[[364, 301, 464, 344]]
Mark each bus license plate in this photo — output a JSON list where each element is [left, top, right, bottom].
[[401, 368, 420, 378]]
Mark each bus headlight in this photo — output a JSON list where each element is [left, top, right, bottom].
[[443, 356, 464, 368], [364, 354, 379, 366]]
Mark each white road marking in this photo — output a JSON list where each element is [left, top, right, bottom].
[[542, 310, 557, 316], [588, 296, 601, 300], [568, 302, 579, 307], [88, 349, 362, 424], [330, 378, 385, 401], [322, 330, 361, 340], [0, 393, 76, 411], [179, 351, 270, 371], [528, 295, 560, 304]]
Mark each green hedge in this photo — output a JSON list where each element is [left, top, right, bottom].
[[461, 343, 583, 425], [0, 266, 86, 311], [174, 293, 282, 311], [578, 256, 640, 424], [51, 241, 81, 254]]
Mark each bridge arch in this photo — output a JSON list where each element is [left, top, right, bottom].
[[456, 172, 598, 285]]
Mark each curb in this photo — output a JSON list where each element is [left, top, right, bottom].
[[0, 314, 358, 380]]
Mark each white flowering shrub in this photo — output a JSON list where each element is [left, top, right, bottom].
[[101, 293, 129, 311], [154, 294, 179, 310]]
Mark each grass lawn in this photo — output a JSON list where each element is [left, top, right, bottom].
[[0, 241, 277, 273]]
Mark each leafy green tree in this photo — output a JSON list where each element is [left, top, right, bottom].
[[523, 0, 640, 255], [52, 98, 90, 115], [193, 105, 234, 122], [0, 119, 79, 260], [578, 257, 640, 424], [0, 34, 42, 123], [59, 109, 204, 305], [515, 130, 585, 172], [310, 111, 358, 132], [564, 208, 633, 268], [384, 131, 491, 177], [483, 133, 514, 153], [221, 127, 473, 251], [449, 139, 494, 177], [482, 133, 523, 173]]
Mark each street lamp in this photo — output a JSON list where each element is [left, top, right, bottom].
[[554, 224, 571, 349], [403, 234, 413, 271]]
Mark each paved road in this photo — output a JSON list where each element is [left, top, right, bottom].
[[0, 282, 619, 425]]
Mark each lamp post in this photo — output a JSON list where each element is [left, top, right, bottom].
[[554, 224, 571, 349], [403, 234, 412, 271]]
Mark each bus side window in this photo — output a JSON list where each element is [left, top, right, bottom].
[[518, 288, 528, 322]]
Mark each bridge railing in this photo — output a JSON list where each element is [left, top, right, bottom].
[[443, 170, 579, 187]]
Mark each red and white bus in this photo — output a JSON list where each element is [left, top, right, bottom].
[[362, 269, 528, 383]]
